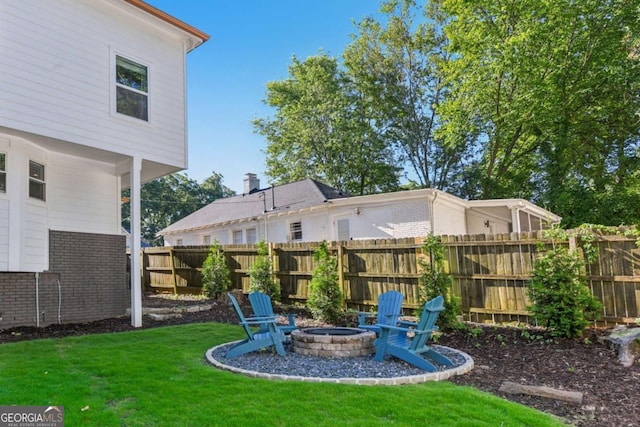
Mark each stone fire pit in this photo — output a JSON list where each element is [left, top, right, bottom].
[[291, 327, 376, 358]]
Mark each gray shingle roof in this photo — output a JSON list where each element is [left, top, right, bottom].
[[160, 179, 349, 234]]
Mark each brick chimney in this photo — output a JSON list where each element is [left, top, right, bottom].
[[243, 173, 260, 194]]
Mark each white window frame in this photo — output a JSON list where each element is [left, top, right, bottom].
[[202, 235, 211, 246], [232, 230, 243, 244], [176, 238, 183, 246], [0, 152, 6, 193], [28, 160, 46, 201], [111, 50, 150, 123], [246, 228, 257, 244], [289, 221, 302, 241]]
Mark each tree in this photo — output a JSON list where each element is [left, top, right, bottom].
[[201, 240, 231, 299], [437, 0, 640, 225], [307, 241, 343, 323], [344, 0, 469, 191], [253, 53, 401, 195], [248, 241, 280, 300], [122, 171, 234, 246], [418, 234, 460, 329], [528, 246, 601, 338]]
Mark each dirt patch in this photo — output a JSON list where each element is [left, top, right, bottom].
[[1, 294, 638, 426]]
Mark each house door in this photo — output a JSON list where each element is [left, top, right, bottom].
[[337, 218, 350, 241]]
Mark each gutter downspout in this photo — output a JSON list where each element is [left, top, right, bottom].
[[35, 272, 40, 328], [429, 190, 438, 235]]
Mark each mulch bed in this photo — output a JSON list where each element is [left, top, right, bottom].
[[1, 293, 638, 427]]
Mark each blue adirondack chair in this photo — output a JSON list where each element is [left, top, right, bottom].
[[248, 291, 298, 334], [225, 292, 286, 359], [357, 290, 404, 336], [373, 295, 453, 372]]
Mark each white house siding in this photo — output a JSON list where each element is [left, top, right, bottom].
[[0, 134, 121, 271], [0, 0, 189, 173], [432, 197, 467, 235], [0, 200, 9, 270], [48, 153, 119, 234], [22, 201, 48, 271]]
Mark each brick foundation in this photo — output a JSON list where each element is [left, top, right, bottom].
[[0, 230, 129, 328]]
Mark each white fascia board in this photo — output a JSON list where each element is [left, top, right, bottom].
[[327, 188, 442, 208], [468, 199, 562, 222]]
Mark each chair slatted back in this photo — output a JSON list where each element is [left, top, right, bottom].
[[227, 292, 254, 339], [377, 291, 404, 327], [409, 295, 444, 351], [249, 292, 275, 317]]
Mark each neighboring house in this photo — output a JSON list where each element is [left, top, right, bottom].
[[160, 174, 561, 245], [0, 0, 208, 328]]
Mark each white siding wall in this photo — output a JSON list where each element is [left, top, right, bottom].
[[1, 134, 121, 271], [432, 197, 467, 235], [0, 199, 9, 270], [0, 0, 188, 168], [48, 153, 119, 234]]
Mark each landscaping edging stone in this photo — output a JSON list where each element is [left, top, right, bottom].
[[205, 341, 474, 385]]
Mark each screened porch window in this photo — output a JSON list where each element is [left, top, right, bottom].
[[115, 55, 148, 121]]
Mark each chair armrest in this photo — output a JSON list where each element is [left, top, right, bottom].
[[285, 314, 297, 325], [397, 319, 418, 328], [357, 312, 375, 324], [378, 324, 437, 335], [240, 315, 277, 326]]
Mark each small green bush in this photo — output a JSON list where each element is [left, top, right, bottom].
[[248, 240, 280, 301], [201, 241, 231, 299], [528, 247, 601, 338], [418, 234, 460, 330], [308, 241, 343, 323]]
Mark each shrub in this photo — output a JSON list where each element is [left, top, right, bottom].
[[201, 241, 231, 299], [248, 240, 280, 301], [418, 234, 460, 330], [308, 241, 343, 323], [528, 247, 601, 338]]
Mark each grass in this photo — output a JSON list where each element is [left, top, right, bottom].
[[0, 323, 566, 426]]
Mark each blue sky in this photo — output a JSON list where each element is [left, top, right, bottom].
[[146, 1, 384, 194]]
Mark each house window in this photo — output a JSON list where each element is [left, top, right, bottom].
[[0, 153, 5, 193], [289, 221, 302, 241], [246, 228, 257, 244], [115, 55, 148, 121], [232, 230, 243, 244], [29, 161, 45, 201], [176, 238, 183, 246], [202, 235, 211, 246]]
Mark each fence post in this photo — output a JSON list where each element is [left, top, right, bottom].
[[337, 243, 346, 308], [268, 242, 278, 294], [169, 247, 178, 294]]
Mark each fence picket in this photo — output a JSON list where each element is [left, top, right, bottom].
[[138, 234, 640, 324]]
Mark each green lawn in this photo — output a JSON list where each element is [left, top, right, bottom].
[[0, 323, 565, 426]]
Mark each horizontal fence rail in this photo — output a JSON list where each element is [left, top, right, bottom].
[[137, 233, 640, 325]]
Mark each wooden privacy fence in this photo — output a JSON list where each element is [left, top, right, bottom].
[[139, 233, 640, 325]]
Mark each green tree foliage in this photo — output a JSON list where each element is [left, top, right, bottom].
[[253, 53, 401, 196], [418, 234, 460, 329], [248, 241, 280, 301], [122, 171, 234, 246], [528, 247, 602, 338], [437, 0, 640, 223], [344, 0, 469, 190], [201, 241, 231, 299], [307, 241, 343, 323]]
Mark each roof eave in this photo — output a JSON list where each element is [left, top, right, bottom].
[[124, 0, 210, 49]]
